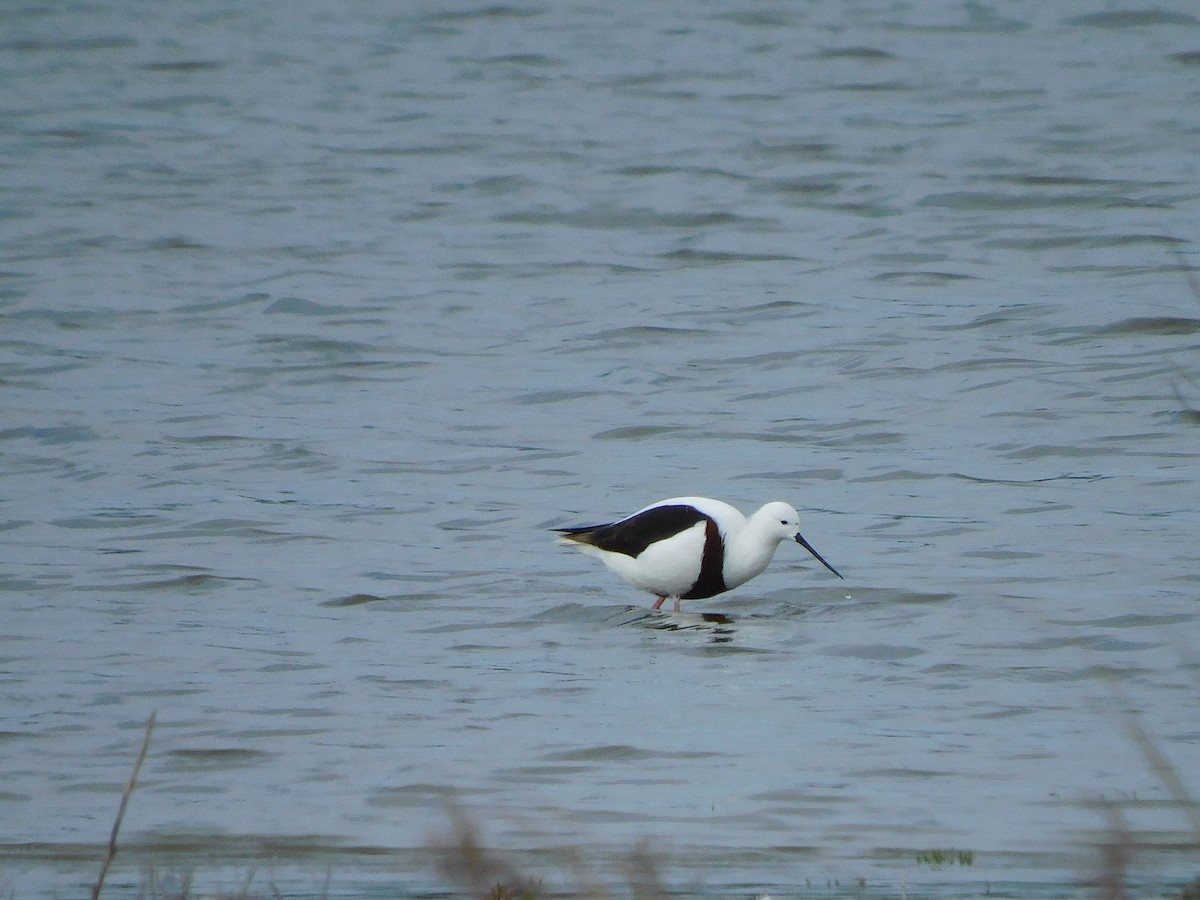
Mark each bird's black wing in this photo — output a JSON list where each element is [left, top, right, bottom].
[[555, 504, 707, 558]]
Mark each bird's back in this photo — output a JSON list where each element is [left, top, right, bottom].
[[639, 496, 747, 535]]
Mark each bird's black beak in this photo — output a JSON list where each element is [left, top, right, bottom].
[[795, 533, 843, 579]]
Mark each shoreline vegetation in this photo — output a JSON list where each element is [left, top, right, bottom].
[[61, 710, 1197, 898]]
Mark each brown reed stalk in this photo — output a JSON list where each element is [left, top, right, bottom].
[[1109, 679, 1200, 843], [1171, 246, 1200, 422], [1093, 801, 1132, 900], [91, 711, 156, 900], [431, 803, 542, 899]]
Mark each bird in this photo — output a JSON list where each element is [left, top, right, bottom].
[[555, 496, 842, 611]]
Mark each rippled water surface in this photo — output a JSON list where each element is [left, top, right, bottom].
[[3, 1, 1200, 897]]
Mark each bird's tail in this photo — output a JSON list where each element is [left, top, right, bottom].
[[553, 525, 603, 547]]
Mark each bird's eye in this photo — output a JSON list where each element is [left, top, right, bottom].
[[780, 519, 788, 525]]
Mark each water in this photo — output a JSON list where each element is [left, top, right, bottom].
[[3, 1, 1199, 896]]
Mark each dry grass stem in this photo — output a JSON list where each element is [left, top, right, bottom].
[[431, 804, 542, 899], [1092, 801, 1133, 900], [1110, 681, 1200, 843], [92, 711, 156, 900]]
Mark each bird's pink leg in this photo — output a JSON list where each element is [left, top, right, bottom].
[[652, 595, 666, 610], [673, 598, 682, 612]]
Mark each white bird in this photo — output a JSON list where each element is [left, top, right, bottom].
[[555, 496, 842, 611]]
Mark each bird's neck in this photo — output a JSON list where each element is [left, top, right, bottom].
[[723, 520, 781, 589]]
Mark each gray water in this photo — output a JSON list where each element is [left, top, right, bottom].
[[3, 1, 1200, 897]]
